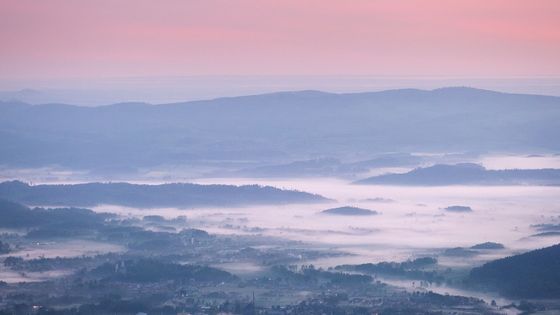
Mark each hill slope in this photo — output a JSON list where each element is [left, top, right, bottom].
[[467, 244, 560, 298], [320, 206, 378, 216], [0, 180, 328, 208], [355, 163, 560, 186]]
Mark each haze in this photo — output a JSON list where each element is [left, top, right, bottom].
[[1, 1, 560, 314]]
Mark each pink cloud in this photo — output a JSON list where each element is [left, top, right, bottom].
[[0, 0, 559, 79]]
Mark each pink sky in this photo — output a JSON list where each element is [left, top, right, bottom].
[[1, 0, 559, 80]]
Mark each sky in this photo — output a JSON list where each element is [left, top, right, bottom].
[[1, 0, 559, 81]]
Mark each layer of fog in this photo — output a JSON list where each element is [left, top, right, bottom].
[[0, 240, 124, 283], [4, 154, 559, 278], [3, 154, 560, 185], [93, 178, 560, 269], [480, 155, 560, 170]]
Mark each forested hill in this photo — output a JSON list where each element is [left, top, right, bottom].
[[467, 244, 560, 298], [1, 87, 559, 170], [355, 163, 560, 186], [0, 180, 328, 208]]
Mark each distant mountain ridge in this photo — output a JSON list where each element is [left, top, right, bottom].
[[1, 87, 559, 170], [0, 180, 328, 208], [355, 163, 560, 186]]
